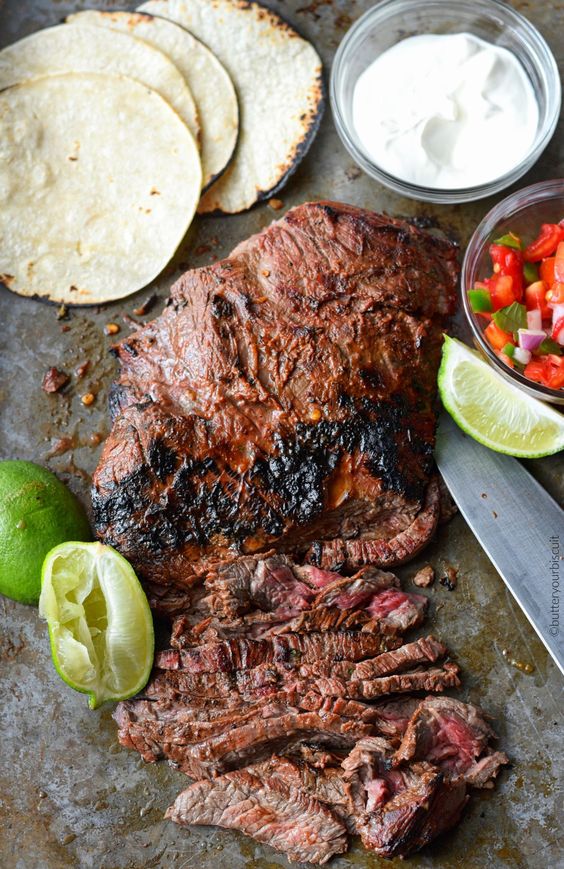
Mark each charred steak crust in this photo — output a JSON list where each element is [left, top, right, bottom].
[[92, 202, 458, 587]]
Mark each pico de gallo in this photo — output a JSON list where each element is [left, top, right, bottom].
[[468, 219, 564, 390]]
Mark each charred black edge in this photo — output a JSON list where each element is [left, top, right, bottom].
[[200, 70, 326, 218]]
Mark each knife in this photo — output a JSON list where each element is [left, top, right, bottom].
[[435, 412, 564, 675]]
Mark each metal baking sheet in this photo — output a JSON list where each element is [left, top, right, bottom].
[[0, 1, 562, 867]]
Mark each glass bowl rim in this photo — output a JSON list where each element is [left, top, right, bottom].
[[330, 0, 562, 204]]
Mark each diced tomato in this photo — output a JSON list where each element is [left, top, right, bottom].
[[483, 275, 518, 311], [547, 282, 564, 306], [498, 351, 515, 369], [539, 257, 556, 287], [552, 317, 564, 342], [524, 355, 564, 389], [524, 224, 562, 262], [554, 242, 564, 283], [524, 280, 551, 319], [489, 244, 523, 299], [475, 311, 492, 322], [485, 321, 514, 351]]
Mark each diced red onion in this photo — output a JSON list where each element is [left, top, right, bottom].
[[517, 329, 546, 352], [513, 347, 532, 365], [526, 309, 542, 330]]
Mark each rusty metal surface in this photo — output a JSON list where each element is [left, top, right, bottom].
[[1, 1, 563, 867]]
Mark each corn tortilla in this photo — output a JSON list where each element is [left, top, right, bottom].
[[0, 73, 202, 305]]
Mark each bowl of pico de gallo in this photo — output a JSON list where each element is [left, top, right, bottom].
[[462, 179, 564, 404]]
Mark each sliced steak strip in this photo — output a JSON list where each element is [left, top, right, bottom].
[[204, 554, 321, 619], [357, 770, 467, 858], [352, 635, 446, 678], [155, 630, 400, 674], [163, 711, 373, 778], [144, 636, 450, 703], [171, 606, 398, 647], [118, 688, 380, 737], [304, 477, 441, 571], [166, 768, 348, 865], [341, 735, 468, 857], [171, 588, 425, 647], [393, 696, 509, 787], [203, 554, 406, 626], [142, 661, 459, 706]]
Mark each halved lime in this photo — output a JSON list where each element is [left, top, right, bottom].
[[39, 541, 154, 709], [439, 335, 564, 458], [0, 460, 91, 606]]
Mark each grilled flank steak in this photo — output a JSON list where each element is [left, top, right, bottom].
[[92, 202, 458, 596]]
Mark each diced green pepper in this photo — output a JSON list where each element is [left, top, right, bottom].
[[468, 288, 492, 313], [493, 232, 522, 250], [501, 342, 516, 358], [523, 261, 539, 285]]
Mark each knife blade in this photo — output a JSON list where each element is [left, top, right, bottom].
[[435, 412, 564, 674]]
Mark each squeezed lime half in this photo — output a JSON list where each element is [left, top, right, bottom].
[[39, 541, 154, 708]]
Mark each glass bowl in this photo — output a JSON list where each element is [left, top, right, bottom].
[[330, 0, 561, 204], [462, 179, 564, 405]]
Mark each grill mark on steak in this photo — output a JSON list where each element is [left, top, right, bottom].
[[166, 768, 348, 865], [92, 202, 458, 587]]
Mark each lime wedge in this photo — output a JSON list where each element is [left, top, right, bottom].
[[39, 541, 154, 709], [438, 335, 564, 458]]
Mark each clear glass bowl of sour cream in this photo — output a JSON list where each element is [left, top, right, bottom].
[[330, 0, 561, 203]]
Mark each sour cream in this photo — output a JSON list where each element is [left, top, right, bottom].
[[352, 33, 539, 189]]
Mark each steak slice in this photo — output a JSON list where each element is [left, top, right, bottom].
[[166, 767, 348, 865], [155, 630, 400, 674], [143, 636, 450, 703], [143, 661, 459, 706], [304, 476, 442, 571], [172, 590, 426, 646], [203, 555, 398, 619], [120, 706, 373, 778], [92, 202, 458, 590], [393, 696, 509, 787], [341, 736, 468, 857], [204, 606, 385, 640], [173, 554, 427, 645], [204, 553, 320, 619]]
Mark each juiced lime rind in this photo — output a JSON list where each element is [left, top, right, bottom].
[[39, 541, 154, 708], [439, 336, 564, 458], [0, 460, 91, 605]]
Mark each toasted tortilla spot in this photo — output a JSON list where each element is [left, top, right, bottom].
[[0, 73, 201, 305], [138, 0, 324, 214], [66, 9, 238, 189]]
